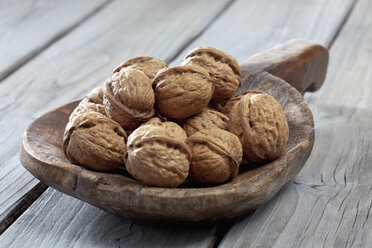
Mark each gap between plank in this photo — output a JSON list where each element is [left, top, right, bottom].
[[0, 0, 357, 242], [164, 0, 236, 64], [212, 219, 235, 248], [0, 0, 113, 84], [0, 0, 236, 237], [0, 0, 114, 235], [0, 183, 47, 235], [327, 0, 358, 49]]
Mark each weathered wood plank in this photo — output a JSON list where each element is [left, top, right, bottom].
[[0, 0, 231, 234], [220, 0, 372, 247], [171, 0, 355, 65], [0, 189, 217, 248], [0, 0, 358, 246], [0, 0, 108, 81], [0, 183, 47, 235]]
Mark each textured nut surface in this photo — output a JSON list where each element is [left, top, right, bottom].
[[124, 125, 190, 187], [141, 117, 187, 141], [221, 90, 259, 116], [182, 46, 241, 101], [182, 108, 229, 136], [86, 87, 104, 105], [186, 129, 242, 184], [228, 91, 289, 163], [62, 112, 127, 171], [87, 87, 106, 114], [103, 68, 155, 130], [69, 96, 106, 121], [153, 65, 214, 121], [113, 56, 167, 80]]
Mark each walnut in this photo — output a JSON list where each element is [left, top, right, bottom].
[[228, 91, 289, 163], [124, 124, 190, 187], [221, 90, 253, 116], [153, 65, 214, 121], [113, 56, 167, 80], [103, 68, 155, 130], [182, 46, 241, 101], [69, 98, 99, 121], [141, 117, 187, 141], [182, 108, 229, 136], [62, 112, 127, 171], [186, 129, 242, 184], [86, 87, 104, 104], [69, 88, 107, 121]]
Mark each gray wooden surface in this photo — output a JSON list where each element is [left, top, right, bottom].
[[0, 189, 217, 248], [0, 0, 371, 247], [0, 0, 108, 81], [219, 0, 372, 246], [171, 0, 356, 64]]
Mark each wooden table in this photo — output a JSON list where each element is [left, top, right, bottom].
[[0, 0, 371, 247]]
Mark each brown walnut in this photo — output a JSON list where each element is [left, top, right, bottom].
[[124, 124, 190, 187], [141, 117, 187, 141], [86, 87, 105, 115], [153, 65, 214, 121], [62, 112, 127, 171], [182, 46, 241, 101], [113, 56, 167, 80], [103, 68, 155, 130], [69, 87, 106, 121], [182, 108, 229, 136], [228, 91, 289, 163], [186, 129, 242, 184], [221, 90, 250, 116]]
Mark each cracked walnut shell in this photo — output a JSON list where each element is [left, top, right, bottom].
[[182, 46, 241, 101], [62, 112, 127, 171], [228, 91, 289, 163], [182, 108, 229, 136], [103, 68, 155, 130], [186, 129, 243, 184], [124, 124, 190, 187], [153, 65, 214, 121], [113, 56, 167, 80]]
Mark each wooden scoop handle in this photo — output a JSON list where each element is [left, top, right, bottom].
[[240, 39, 329, 93]]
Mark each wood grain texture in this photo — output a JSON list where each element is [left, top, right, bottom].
[[0, 183, 47, 235], [0, 0, 358, 246], [0, 188, 217, 248], [171, 0, 355, 65], [219, 0, 372, 247], [0, 0, 108, 81], [18, 54, 315, 222], [241, 39, 329, 92], [0, 0, 231, 229]]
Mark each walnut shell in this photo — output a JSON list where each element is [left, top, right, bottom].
[[186, 129, 242, 184], [228, 91, 289, 163], [113, 56, 167, 80], [69, 97, 106, 121], [124, 124, 190, 187], [62, 112, 127, 171], [87, 87, 104, 105], [182, 46, 241, 101], [221, 90, 256, 116], [182, 108, 229, 136], [141, 117, 187, 141], [153, 65, 214, 121], [103, 68, 155, 130]]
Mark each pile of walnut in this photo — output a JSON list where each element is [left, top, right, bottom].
[[62, 47, 289, 187]]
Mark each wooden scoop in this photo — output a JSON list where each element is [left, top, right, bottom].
[[20, 39, 328, 222]]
